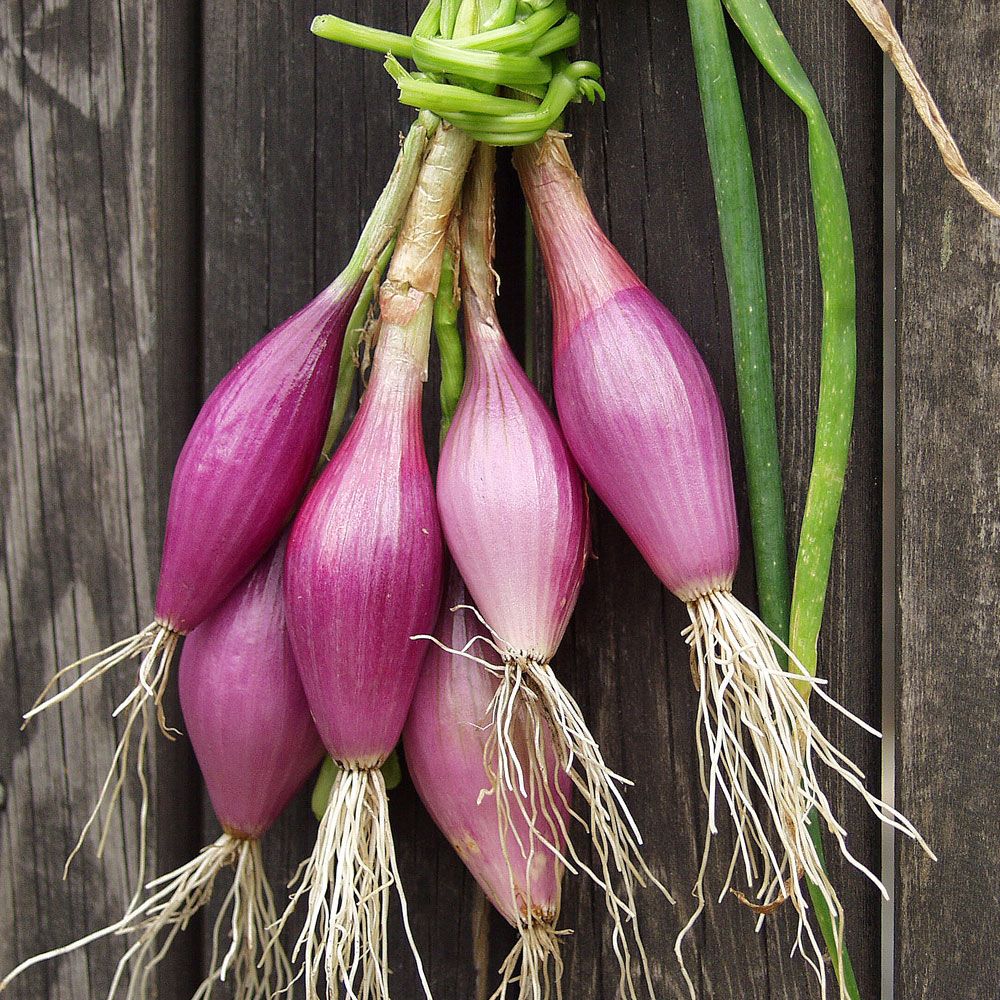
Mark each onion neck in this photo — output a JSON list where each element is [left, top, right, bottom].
[[514, 134, 640, 345], [377, 122, 476, 378], [341, 112, 438, 287], [458, 144, 511, 382], [459, 144, 501, 327]]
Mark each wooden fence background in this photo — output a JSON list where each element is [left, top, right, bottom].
[[1, 1, 996, 997]]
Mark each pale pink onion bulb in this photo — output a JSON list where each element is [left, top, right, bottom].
[[436, 262, 589, 664], [404, 568, 569, 928], [515, 137, 739, 601]]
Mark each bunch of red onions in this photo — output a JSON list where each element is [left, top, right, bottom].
[[7, 3, 937, 1000]]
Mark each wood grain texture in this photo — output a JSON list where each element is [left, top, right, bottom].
[[7, 0, 999, 998], [0, 1, 201, 998], [895, 5, 1000, 999]]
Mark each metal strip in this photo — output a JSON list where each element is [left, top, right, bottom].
[[880, 2, 899, 996]]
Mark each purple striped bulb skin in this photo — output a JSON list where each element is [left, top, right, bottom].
[[437, 297, 589, 663], [517, 140, 739, 602], [556, 287, 739, 599], [403, 570, 568, 928], [155, 278, 361, 634], [179, 538, 325, 840], [284, 345, 443, 767]]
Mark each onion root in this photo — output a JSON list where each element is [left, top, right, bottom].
[[675, 588, 934, 998], [22, 621, 180, 896], [492, 918, 568, 1000], [0, 833, 287, 1000], [274, 765, 430, 1000]]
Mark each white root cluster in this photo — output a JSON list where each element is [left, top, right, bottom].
[[273, 765, 430, 1000], [492, 919, 568, 1000], [0, 833, 288, 1000], [419, 608, 672, 1000], [23, 621, 180, 896], [676, 588, 934, 999]]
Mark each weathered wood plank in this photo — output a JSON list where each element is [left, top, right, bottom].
[[0, 1, 201, 997], [531, 2, 883, 996], [735, 5, 884, 995], [895, 5, 1000, 998]]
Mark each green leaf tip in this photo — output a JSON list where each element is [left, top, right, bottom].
[[311, 751, 404, 821]]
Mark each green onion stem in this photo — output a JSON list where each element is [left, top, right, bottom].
[[310, 15, 415, 59], [313, 0, 596, 139], [687, 0, 791, 653], [722, 0, 857, 691], [311, 10, 565, 89], [344, 112, 438, 280], [412, 35, 553, 86], [387, 59, 530, 116], [484, 0, 518, 31], [440, 0, 462, 38], [527, 15, 579, 57], [323, 239, 396, 461], [435, 237, 465, 445], [389, 57, 604, 145], [695, 0, 859, 994], [451, 2, 567, 51], [414, 1, 444, 39]]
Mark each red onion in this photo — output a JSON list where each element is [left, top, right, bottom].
[[284, 322, 443, 764], [157, 283, 360, 635], [515, 138, 737, 601], [2, 540, 323, 999], [275, 122, 474, 1000], [405, 568, 570, 998], [432, 147, 667, 997], [281, 310, 441, 1000], [180, 536, 324, 840], [436, 288, 589, 664], [438, 144, 588, 666], [514, 135, 932, 972]]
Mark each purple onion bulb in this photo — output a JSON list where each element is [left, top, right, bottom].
[[157, 276, 361, 634], [284, 331, 443, 766], [179, 536, 325, 839], [516, 138, 739, 602]]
